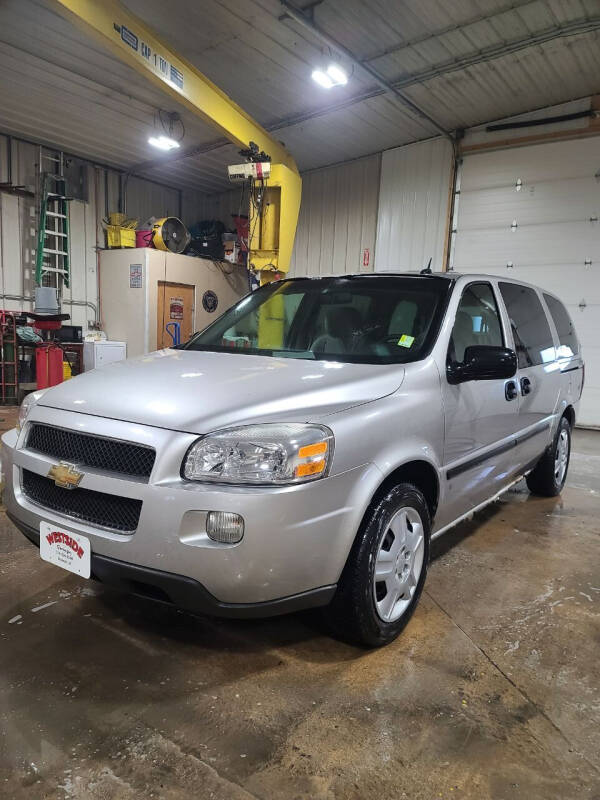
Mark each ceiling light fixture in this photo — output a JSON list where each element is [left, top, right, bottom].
[[326, 63, 348, 85], [311, 63, 348, 89], [148, 110, 185, 151], [148, 135, 181, 151], [311, 69, 334, 89]]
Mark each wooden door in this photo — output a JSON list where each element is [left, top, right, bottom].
[[157, 282, 195, 348]]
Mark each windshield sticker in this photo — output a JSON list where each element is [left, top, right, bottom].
[[397, 334, 415, 348]]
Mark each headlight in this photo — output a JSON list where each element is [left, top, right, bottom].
[[16, 389, 48, 432], [183, 423, 334, 485]]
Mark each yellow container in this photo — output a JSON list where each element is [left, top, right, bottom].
[[106, 225, 136, 248], [120, 229, 136, 247], [108, 212, 127, 226], [62, 361, 72, 381]]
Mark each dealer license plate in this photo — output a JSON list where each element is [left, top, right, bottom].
[[39, 522, 91, 579]]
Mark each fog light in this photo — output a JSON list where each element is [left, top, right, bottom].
[[206, 511, 244, 544]]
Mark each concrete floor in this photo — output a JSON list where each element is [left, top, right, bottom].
[[1, 405, 599, 800]]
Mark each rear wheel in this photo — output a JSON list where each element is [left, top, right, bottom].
[[326, 483, 430, 647], [526, 416, 571, 497]]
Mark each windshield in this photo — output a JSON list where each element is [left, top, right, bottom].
[[183, 276, 453, 365]]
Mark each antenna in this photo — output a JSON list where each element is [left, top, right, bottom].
[[420, 257, 433, 275]]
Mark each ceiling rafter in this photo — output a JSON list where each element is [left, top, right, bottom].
[[391, 16, 600, 89], [360, 0, 545, 64]]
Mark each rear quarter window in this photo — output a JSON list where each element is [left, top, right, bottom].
[[543, 294, 580, 358], [499, 282, 555, 368]]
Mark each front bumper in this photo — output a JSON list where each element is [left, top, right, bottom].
[[9, 514, 336, 617], [2, 406, 379, 607]]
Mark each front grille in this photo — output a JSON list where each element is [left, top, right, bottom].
[[26, 424, 155, 479], [22, 469, 142, 533]]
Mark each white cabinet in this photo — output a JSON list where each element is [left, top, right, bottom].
[[99, 248, 248, 358], [83, 341, 127, 371]]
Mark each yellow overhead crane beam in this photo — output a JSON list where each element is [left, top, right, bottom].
[[51, 0, 302, 278]]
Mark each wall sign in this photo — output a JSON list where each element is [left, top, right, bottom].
[[202, 290, 218, 313], [129, 264, 142, 288], [169, 297, 184, 319], [362, 248, 370, 267]]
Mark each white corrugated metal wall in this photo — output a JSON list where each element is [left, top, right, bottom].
[[0, 135, 208, 330], [193, 188, 246, 230], [0, 138, 100, 330], [290, 155, 380, 276], [125, 177, 180, 225], [375, 137, 454, 272]]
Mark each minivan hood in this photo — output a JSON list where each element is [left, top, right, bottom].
[[39, 349, 404, 433]]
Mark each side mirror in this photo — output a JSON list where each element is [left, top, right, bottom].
[[447, 345, 517, 385]]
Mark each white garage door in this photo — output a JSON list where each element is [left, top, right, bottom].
[[452, 137, 600, 427]]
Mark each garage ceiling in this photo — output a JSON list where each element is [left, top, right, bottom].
[[0, 0, 599, 194]]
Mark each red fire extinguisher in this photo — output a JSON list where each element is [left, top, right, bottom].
[[36, 343, 64, 389]]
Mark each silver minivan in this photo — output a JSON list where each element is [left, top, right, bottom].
[[2, 273, 584, 646]]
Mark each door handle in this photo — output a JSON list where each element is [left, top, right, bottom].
[[505, 380, 518, 401], [520, 376, 532, 395]]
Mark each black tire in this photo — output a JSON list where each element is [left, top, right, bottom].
[[526, 416, 571, 497], [325, 483, 431, 648]]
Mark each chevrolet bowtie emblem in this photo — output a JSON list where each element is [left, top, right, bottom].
[[47, 462, 84, 490]]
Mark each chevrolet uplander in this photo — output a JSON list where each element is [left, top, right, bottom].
[[2, 273, 583, 646]]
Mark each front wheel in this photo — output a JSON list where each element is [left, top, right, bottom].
[[526, 416, 571, 497], [325, 483, 430, 647]]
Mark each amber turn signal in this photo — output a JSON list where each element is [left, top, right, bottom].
[[295, 460, 326, 478], [298, 441, 328, 459]]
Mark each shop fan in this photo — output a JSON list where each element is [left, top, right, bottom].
[[151, 217, 191, 254]]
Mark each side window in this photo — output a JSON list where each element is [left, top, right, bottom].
[[448, 283, 504, 363], [499, 283, 555, 368], [543, 294, 579, 358]]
